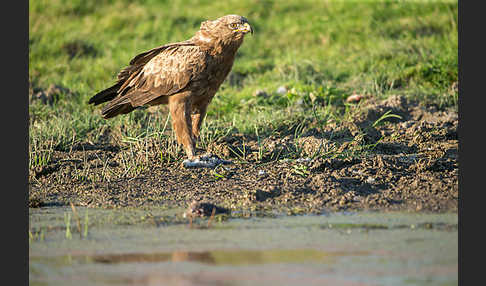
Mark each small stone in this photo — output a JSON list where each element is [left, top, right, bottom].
[[276, 86, 287, 95], [366, 177, 376, 184], [346, 93, 364, 103]]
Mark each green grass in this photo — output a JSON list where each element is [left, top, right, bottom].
[[64, 212, 72, 239], [29, 0, 457, 164]]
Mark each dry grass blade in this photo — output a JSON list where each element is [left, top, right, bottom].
[[207, 207, 216, 228], [70, 202, 82, 237]]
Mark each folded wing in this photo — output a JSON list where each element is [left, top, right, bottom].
[[89, 41, 205, 118]]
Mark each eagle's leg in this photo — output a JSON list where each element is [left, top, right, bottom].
[[191, 101, 209, 144], [168, 94, 196, 160], [181, 100, 231, 168]]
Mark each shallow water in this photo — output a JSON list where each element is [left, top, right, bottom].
[[29, 207, 457, 286]]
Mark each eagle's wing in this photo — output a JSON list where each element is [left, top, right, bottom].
[[92, 40, 206, 118], [89, 42, 187, 106], [116, 41, 205, 106]]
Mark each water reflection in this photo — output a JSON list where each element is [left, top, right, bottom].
[[92, 251, 216, 264], [37, 249, 360, 266]]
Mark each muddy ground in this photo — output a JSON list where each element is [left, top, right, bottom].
[[29, 95, 458, 215]]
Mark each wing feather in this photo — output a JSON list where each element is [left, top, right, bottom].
[[93, 40, 201, 116], [120, 44, 206, 107]]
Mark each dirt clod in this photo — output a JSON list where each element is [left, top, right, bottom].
[[184, 200, 230, 218]]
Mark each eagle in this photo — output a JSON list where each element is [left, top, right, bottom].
[[88, 15, 253, 166]]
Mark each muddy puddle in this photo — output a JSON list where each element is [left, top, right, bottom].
[[29, 207, 457, 286]]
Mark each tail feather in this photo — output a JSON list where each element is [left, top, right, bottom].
[[101, 103, 135, 119], [100, 96, 135, 119], [88, 83, 121, 106]]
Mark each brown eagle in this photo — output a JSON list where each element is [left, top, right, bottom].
[[89, 15, 252, 166]]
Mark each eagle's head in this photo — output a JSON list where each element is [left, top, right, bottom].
[[194, 15, 253, 51], [213, 14, 253, 37]]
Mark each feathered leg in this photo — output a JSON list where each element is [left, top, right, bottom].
[[191, 101, 209, 144], [181, 98, 231, 168], [168, 93, 195, 160]]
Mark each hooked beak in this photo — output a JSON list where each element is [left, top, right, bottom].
[[240, 22, 253, 35]]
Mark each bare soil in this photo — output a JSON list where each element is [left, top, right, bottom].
[[29, 95, 458, 215]]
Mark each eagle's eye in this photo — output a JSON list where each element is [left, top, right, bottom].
[[229, 23, 239, 29]]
